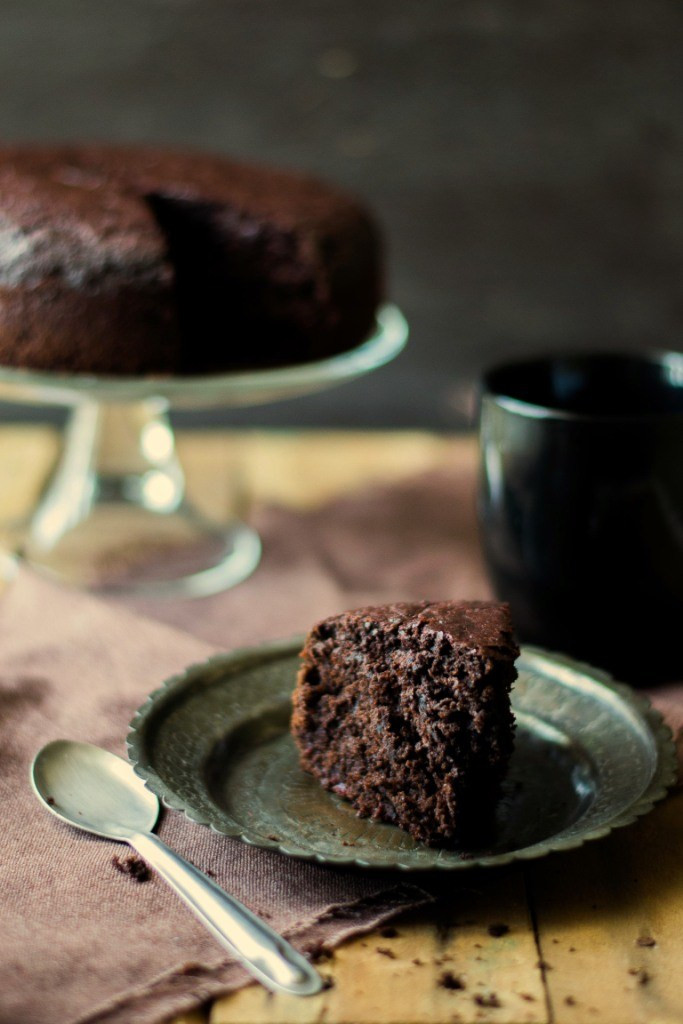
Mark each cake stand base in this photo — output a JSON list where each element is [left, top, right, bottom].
[[23, 506, 262, 599], [19, 400, 261, 599]]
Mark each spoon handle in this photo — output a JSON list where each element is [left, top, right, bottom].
[[129, 831, 322, 996]]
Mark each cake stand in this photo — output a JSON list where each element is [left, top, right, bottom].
[[0, 304, 408, 599]]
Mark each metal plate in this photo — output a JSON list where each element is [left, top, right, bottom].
[[127, 641, 676, 870]]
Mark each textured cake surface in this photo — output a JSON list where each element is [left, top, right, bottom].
[[291, 600, 519, 846], [0, 144, 383, 374]]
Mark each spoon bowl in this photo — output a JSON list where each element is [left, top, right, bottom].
[[32, 739, 159, 839]]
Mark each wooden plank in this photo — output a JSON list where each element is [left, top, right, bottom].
[[529, 790, 683, 1024], [0, 425, 59, 523], [0, 424, 462, 519], [211, 872, 547, 1024], [176, 429, 461, 513]]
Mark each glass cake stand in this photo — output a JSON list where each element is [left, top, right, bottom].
[[0, 304, 408, 598]]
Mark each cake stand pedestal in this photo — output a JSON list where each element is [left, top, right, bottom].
[[0, 305, 407, 598]]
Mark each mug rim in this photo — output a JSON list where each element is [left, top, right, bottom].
[[482, 349, 683, 422]]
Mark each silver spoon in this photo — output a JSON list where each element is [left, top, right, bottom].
[[31, 739, 323, 997]]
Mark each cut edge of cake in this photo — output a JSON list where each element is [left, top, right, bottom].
[[291, 600, 519, 847]]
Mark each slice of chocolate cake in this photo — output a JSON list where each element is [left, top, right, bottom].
[[291, 601, 519, 846]]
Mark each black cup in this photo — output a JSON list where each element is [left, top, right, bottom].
[[478, 351, 683, 685]]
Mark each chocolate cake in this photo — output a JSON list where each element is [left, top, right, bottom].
[[0, 144, 383, 374], [291, 601, 519, 846]]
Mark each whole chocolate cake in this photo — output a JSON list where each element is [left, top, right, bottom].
[[291, 600, 519, 846], [0, 144, 383, 374]]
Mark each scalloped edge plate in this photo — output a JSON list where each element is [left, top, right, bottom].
[[127, 640, 676, 871]]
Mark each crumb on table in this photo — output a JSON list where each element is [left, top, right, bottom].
[[439, 971, 466, 991], [112, 854, 151, 883], [474, 993, 501, 1008]]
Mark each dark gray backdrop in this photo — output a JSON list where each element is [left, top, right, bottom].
[[1, 0, 681, 428]]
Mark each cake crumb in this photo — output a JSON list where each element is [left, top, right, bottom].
[[474, 993, 501, 1008], [628, 968, 651, 985], [487, 923, 509, 938], [47, 796, 56, 806], [565, 995, 577, 1006], [306, 943, 333, 963], [520, 993, 535, 1002], [175, 962, 203, 977], [636, 935, 656, 948], [376, 947, 396, 959], [112, 854, 151, 883], [412, 958, 424, 966], [439, 971, 465, 991], [321, 976, 335, 990]]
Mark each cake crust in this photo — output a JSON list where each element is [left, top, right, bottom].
[[291, 600, 519, 847]]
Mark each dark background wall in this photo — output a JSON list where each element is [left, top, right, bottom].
[[1, 0, 681, 428]]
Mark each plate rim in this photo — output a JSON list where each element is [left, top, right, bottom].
[[126, 639, 677, 871]]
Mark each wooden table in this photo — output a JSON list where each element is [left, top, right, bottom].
[[2, 427, 681, 1024]]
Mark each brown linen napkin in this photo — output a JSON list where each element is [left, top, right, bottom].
[[0, 569, 430, 1024]]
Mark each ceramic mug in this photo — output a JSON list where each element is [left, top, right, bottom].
[[478, 351, 683, 685]]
